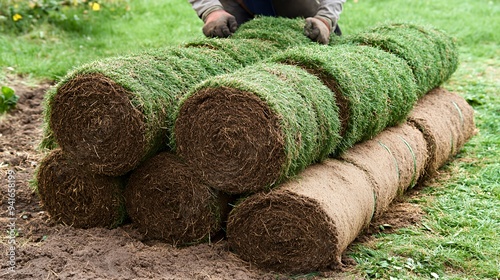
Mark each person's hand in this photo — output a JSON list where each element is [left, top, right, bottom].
[[304, 17, 331, 44], [202, 10, 238, 38]]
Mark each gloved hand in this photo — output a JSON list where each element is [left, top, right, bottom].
[[202, 10, 238, 38], [304, 17, 331, 44]]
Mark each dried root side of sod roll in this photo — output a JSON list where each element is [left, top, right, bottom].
[[408, 88, 476, 176], [125, 152, 231, 246], [340, 123, 428, 216], [227, 160, 375, 273], [36, 149, 126, 229]]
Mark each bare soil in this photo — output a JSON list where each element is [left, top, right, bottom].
[[0, 76, 425, 280]]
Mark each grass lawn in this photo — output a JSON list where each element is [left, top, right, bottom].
[[1, 0, 498, 278]]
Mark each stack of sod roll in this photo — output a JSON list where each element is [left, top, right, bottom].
[[36, 17, 476, 271], [173, 22, 458, 193], [37, 18, 310, 231], [227, 88, 475, 272]]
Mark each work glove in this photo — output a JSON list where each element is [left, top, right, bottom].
[[202, 9, 238, 38], [304, 17, 332, 45]]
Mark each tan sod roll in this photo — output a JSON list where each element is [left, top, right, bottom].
[[385, 124, 429, 193], [408, 88, 476, 176], [227, 160, 375, 273], [125, 152, 230, 245], [340, 123, 428, 216], [36, 149, 125, 229]]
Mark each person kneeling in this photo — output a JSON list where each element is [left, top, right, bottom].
[[188, 0, 345, 44]]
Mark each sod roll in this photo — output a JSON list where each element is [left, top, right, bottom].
[[174, 63, 340, 194], [272, 44, 418, 153], [43, 17, 313, 176], [36, 149, 125, 229], [227, 160, 375, 273], [408, 88, 476, 176], [124, 152, 230, 245], [343, 23, 458, 97], [340, 123, 428, 216]]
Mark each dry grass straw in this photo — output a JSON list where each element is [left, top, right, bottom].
[[36, 149, 125, 229], [124, 152, 229, 245], [408, 88, 476, 176]]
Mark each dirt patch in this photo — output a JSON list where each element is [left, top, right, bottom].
[[1, 76, 427, 279], [361, 198, 425, 238]]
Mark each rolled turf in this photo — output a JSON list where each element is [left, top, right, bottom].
[[124, 152, 229, 245], [340, 123, 428, 216], [271, 44, 418, 153], [36, 149, 125, 229], [341, 23, 458, 97], [227, 159, 375, 273], [408, 88, 476, 176], [174, 62, 340, 194], [43, 20, 455, 177]]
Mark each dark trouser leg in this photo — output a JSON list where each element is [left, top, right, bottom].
[[271, 0, 342, 36], [220, 0, 254, 25], [334, 24, 341, 36], [271, 0, 318, 18], [220, 0, 342, 36]]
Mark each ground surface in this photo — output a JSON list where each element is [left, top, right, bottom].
[[0, 77, 426, 279]]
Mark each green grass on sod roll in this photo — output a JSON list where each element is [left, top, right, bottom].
[[340, 23, 458, 97], [185, 38, 281, 66], [271, 44, 418, 154], [231, 16, 315, 48], [174, 63, 340, 194]]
